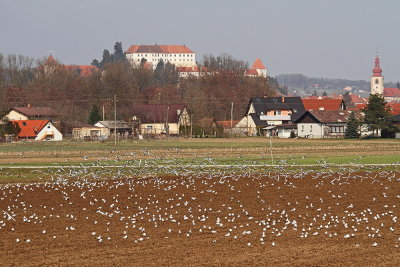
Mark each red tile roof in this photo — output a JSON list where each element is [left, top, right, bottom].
[[126, 45, 194, 54], [12, 106, 57, 117], [384, 88, 400, 97], [66, 65, 99, 77], [244, 69, 258, 75], [45, 55, 57, 65], [12, 120, 49, 138], [347, 104, 367, 111], [350, 94, 367, 104], [302, 99, 344, 111], [251, 58, 266, 70], [387, 102, 400, 115]]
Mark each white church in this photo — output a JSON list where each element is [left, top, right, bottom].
[[370, 55, 400, 101]]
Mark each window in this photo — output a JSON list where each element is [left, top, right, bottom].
[[47, 125, 51, 129], [310, 125, 313, 131], [301, 125, 304, 132], [146, 125, 153, 129], [375, 79, 379, 84]]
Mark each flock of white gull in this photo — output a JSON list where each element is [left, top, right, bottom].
[[1, 163, 400, 249]]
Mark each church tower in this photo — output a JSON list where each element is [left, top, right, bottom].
[[371, 55, 384, 95]]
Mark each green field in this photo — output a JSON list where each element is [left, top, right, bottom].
[[0, 138, 399, 169]]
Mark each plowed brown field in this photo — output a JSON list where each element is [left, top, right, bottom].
[[1, 170, 400, 266]]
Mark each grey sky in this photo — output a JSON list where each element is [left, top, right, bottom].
[[1, 0, 399, 82]]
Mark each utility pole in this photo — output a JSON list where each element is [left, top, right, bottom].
[[102, 105, 105, 121], [190, 114, 193, 138], [114, 94, 117, 145]]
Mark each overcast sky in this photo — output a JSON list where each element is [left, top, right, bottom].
[[1, 0, 399, 82]]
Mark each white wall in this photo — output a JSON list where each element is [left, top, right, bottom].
[[4, 110, 28, 121], [297, 123, 323, 138], [127, 52, 196, 69], [35, 122, 63, 141]]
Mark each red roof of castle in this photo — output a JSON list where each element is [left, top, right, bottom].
[[45, 55, 57, 65], [12, 120, 49, 138], [302, 98, 344, 111], [126, 45, 194, 54], [65, 65, 99, 77], [251, 58, 266, 70]]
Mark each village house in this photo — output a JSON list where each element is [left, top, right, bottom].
[[4, 104, 58, 121], [125, 45, 196, 70], [13, 120, 63, 141], [130, 104, 190, 136], [235, 96, 305, 136], [294, 110, 366, 138], [94, 121, 134, 137], [72, 125, 110, 141]]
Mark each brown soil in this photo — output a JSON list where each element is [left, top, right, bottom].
[[1, 171, 400, 266]]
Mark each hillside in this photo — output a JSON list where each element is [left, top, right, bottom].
[[276, 74, 397, 97]]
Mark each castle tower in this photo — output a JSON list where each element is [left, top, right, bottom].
[[251, 58, 267, 78], [371, 55, 384, 95]]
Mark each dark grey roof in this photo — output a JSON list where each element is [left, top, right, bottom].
[[393, 114, 400, 123], [250, 113, 269, 127], [249, 97, 306, 122]]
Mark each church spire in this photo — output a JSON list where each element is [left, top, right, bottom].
[[372, 54, 382, 77]]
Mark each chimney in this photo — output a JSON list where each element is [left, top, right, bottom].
[[282, 96, 285, 103], [27, 104, 32, 109]]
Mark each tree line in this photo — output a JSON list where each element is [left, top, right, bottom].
[[0, 43, 278, 134]]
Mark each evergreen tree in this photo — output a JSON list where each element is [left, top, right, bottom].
[[363, 94, 393, 137], [100, 49, 112, 68], [343, 92, 354, 108], [91, 59, 100, 68], [88, 104, 102, 125], [322, 91, 328, 96], [113, 42, 125, 62], [0, 118, 20, 139], [312, 89, 317, 96], [345, 111, 360, 138]]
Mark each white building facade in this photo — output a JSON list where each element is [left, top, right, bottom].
[[125, 45, 196, 69]]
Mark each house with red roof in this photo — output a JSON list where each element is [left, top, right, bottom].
[[177, 66, 210, 78], [12, 120, 63, 141], [130, 104, 191, 135], [245, 58, 267, 78], [125, 44, 196, 69], [4, 104, 58, 121], [302, 98, 346, 111], [42, 55, 99, 77]]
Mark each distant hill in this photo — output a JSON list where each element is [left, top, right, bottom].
[[276, 74, 397, 97]]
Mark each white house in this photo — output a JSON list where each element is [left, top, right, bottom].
[[72, 126, 110, 141], [125, 45, 196, 70], [130, 104, 190, 135], [295, 110, 366, 138], [13, 120, 62, 141], [235, 97, 305, 136], [4, 105, 57, 121]]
